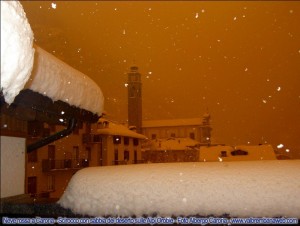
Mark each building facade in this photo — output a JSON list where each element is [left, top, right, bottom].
[[142, 114, 212, 144], [141, 114, 212, 163], [1, 115, 146, 199]]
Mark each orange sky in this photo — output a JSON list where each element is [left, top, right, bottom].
[[21, 1, 300, 158]]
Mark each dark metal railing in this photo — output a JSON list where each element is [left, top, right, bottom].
[[42, 159, 89, 172]]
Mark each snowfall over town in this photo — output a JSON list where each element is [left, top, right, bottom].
[[1, 0, 300, 220]]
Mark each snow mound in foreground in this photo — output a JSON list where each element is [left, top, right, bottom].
[[58, 161, 300, 217], [1, 1, 34, 104]]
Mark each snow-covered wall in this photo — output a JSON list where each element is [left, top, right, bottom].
[[25, 46, 104, 115], [59, 161, 300, 218], [1, 1, 34, 104]]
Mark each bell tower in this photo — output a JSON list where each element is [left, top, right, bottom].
[[127, 66, 142, 133]]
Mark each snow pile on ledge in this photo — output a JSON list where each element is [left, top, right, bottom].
[[25, 46, 104, 115], [58, 160, 300, 218], [1, 1, 34, 104]]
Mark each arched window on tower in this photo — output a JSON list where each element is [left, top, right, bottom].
[[130, 87, 136, 98]]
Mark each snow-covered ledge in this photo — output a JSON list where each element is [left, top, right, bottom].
[[25, 45, 104, 116], [59, 161, 300, 218]]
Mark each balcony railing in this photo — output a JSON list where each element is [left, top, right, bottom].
[[111, 160, 128, 165], [111, 160, 146, 165], [42, 159, 89, 172], [132, 160, 146, 164]]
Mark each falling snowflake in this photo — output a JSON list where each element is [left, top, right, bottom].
[[245, 68, 248, 72], [233, 16, 237, 21], [277, 87, 281, 91], [182, 198, 187, 203], [51, 3, 56, 9], [277, 144, 284, 149], [262, 99, 267, 104], [195, 13, 199, 18]]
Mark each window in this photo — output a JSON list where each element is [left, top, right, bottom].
[[28, 121, 43, 137], [93, 134, 102, 143], [124, 150, 129, 161], [113, 136, 121, 144], [231, 150, 248, 156], [86, 147, 91, 160], [73, 146, 79, 160], [47, 175, 55, 191], [124, 137, 129, 145], [189, 132, 195, 140], [85, 123, 91, 133], [114, 149, 118, 165], [28, 150, 37, 162], [49, 124, 56, 133], [43, 128, 50, 137], [133, 138, 139, 146], [220, 151, 227, 157], [134, 150, 138, 164]]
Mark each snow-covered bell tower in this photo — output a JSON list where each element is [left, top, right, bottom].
[[127, 66, 142, 133]]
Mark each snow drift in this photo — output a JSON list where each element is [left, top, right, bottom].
[[58, 160, 300, 218]]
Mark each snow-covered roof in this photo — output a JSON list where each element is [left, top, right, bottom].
[[1, 1, 104, 116], [95, 119, 146, 139], [149, 137, 200, 151], [142, 118, 204, 128], [1, 1, 34, 104], [199, 144, 277, 162], [58, 160, 300, 217], [24, 46, 104, 115]]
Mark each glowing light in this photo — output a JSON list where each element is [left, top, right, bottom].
[[286, 149, 290, 153], [277, 144, 284, 149]]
